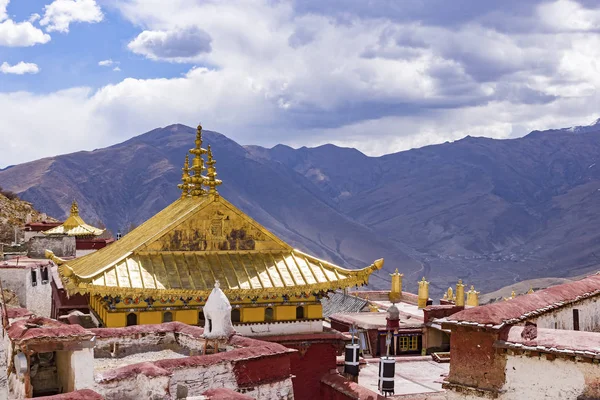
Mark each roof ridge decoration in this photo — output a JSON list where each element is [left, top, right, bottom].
[[206, 145, 222, 196], [179, 124, 219, 198], [70, 200, 79, 217]]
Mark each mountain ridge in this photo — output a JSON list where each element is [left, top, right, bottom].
[[3, 122, 600, 298]]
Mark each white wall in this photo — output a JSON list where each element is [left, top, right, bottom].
[[532, 296, 600, 331], [234, 320, 323, 336], [501, 355, 596, 400], [72, 348, 95, 391], [0, 266, 52, 318], [446, 355, 600, 400], [24, 266, 53, 318]]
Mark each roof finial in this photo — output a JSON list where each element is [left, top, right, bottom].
[[177, 154, 191, 198], [206, 145, 222, 196], [188, 123, 208, 197], [70, 200, 79, 216]]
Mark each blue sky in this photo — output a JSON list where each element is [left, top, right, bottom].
[[1, 0, 600, 167]]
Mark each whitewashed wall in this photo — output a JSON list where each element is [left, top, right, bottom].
[[533, 296, 600, 331], [446, 355, 600, 400], [24, 267, 53, 318], [501, 355, 599, 399]]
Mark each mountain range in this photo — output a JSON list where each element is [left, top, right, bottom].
[[2, 119, 600, 298]]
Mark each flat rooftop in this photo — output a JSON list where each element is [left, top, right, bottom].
[[94, 349, 188, 373], [358, 359, 448, 397]]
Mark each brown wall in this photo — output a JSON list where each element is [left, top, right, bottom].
[[446, 325, 507, 391]]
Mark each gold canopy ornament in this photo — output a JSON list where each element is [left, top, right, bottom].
[[206, 145, 222, 196], [189, 124, 208, 197], [178, 154, 191, 198], [178, 124, 222, 198], [70, 200, 79, 216]]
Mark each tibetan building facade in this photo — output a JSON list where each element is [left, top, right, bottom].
[[47, 125, 383, 334]]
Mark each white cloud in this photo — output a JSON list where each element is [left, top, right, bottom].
[[0, 19, 51, 47], [0, 0, 8, 21], [112, 66, 121, 71], [98, 59, 116, 67], [0, 61, 40, 74], [28, 13, 41, 23], [40, 0, 103, 33], [127, 27, 212, 62], [2, 0, 600, 167]]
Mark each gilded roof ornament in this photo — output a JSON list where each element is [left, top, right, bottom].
[[178, 154, 191, 198], [206, 145, 222, 196], [188, 124, 208, 197], [70, 200, 79, 216]]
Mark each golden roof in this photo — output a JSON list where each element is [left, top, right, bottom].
[[49, 125, 383, 298], [44, 200, 104, 237]]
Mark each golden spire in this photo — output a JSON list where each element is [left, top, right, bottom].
[[177, 154, 191, 198], [188, 124, 208, 197], [527, 285, 534, 294], [466, 285, 479, 307], [70, 200, 79, 216], [206, 145, 222, 196]]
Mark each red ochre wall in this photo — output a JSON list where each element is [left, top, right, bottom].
[[288, 342, 340, 399], [233, 352, 292, 388], [446, 325, 507, 391]]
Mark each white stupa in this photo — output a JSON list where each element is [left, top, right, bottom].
[[203, 281, 235, 339]]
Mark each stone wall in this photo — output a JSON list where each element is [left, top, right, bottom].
[[27, 236, 75, 258], [94, 350, 294, 400], [88, 323, 295, 400]]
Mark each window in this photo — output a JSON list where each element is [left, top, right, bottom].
[[163, 311, 173, 323], [231, 309, 241, 323], [41, 267, 49, 284], [296, 306, 305, 319], [198, 310, 205, 325], [265, 307, 274, 322], [31, 270, 37, 286], [126, 313, 137, 326], [398, 336, 419, 352], [573, 309, 580, 331]]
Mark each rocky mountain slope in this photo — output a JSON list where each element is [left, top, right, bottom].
[[0, 189, 57, 244], [2, 121, 600, 297]]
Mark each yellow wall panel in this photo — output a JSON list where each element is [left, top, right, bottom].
[[105, 312, 126, 328], [139, 311, 162, 325], [306, 304, 322, 319], [242, 307, 264, 322], [176, 310, 198, 325], [275, 305, 296, 321]]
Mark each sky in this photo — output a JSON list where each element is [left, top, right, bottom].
[[1, 0, 600, 167]]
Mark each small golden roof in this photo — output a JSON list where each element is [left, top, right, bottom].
[[43, 200, 104, 237]]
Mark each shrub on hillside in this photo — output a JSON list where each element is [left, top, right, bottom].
[[0, 186, 18, 200]]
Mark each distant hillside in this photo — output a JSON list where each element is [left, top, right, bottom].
[[3, 121, 600, 298]]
